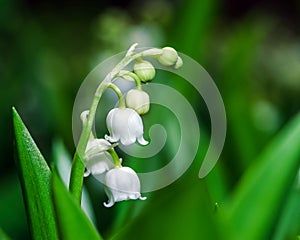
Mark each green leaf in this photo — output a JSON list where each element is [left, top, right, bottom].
[[12, 107, 58, 240], [0, 228, 11, 240], [52, 139, 96, 224], [224, 112, 300, 240], [273, 183, 300, 240], [52, 169, 102, 240]]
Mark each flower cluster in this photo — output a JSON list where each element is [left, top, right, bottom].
[[81, 44, 182, 207]]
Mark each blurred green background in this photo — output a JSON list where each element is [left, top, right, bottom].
[[1, 0, 300, 239]]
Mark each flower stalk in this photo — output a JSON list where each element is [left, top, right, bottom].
[[69, 47, 140, 203], [69, 43, 182, 205], [107, 83, 126, 108], [107, 148, 122, 167]]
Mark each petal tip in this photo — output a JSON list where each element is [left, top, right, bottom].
[[138, 137, 149, 145], [84, 169, 90, 177], [105, 134, 118, 143], [103, 201, 114, 208]]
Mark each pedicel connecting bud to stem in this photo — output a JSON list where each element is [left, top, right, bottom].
[[69, 43, 183, 207]]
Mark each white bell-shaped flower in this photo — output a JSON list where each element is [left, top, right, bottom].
[[103, 166, 146, 207], [105, 108, 148, 146], [84, 138, 115, 177]]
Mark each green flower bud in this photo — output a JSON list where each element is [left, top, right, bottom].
[[133, 59, 155, 82], [157, 47, 178, 66], [126, 89, 150, 115]]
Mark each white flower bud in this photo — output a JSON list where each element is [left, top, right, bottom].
[[157, 47, 178, 66], [126, 89, 150, 115], [103, 166, 146, 207], [105, 108, 149, 145], [133, 59, 155, 82]]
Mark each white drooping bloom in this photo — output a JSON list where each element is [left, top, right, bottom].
[[126, 89, 150, 115], [105, 108, 148, 146], [84, 138, 115, 177], [103, 166, 146, 207]]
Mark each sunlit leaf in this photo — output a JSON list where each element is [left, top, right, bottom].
[[12, 107, 58, 240], [273, 181, 300, 240], [224, 112, 300, 240]]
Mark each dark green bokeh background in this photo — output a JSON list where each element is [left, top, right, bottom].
[[1, 0, 300, 239]]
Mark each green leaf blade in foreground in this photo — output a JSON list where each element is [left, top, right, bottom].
[[273, 185, 300, 240], [12, 107, 58, 240], [52, 170, 102, 240], [52, 139, 96, 224], [225, 112, 300, 240], [0, 228, 11, 240]]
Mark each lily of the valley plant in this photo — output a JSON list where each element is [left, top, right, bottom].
[[70, 44, 183, 207]]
